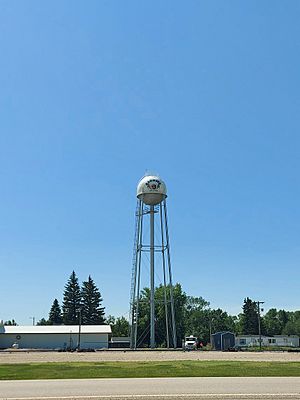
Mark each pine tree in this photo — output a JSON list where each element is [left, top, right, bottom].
[[62, 271, 82, 325], [240, 297, 259, 334], [36, 318, 50, 326], [81, 275, 105, 325], [4, 319, 17, 326], [48, 298, 63, 325]]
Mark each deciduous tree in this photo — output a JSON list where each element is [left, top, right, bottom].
[[263, 308, 281, 336], [110, 316, 129, 336]]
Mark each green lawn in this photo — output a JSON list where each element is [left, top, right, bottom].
[[0, 361, 300, 380]]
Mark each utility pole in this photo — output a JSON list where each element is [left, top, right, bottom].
[[209, 315, 213, 347], [257, 301, 264, 351], [77, 308, 82, 351], [30, 317, 35, 326]]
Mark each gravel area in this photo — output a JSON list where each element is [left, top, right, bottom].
[[0, 350, 300, 364]]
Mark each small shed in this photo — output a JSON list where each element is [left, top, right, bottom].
[[0, 325, 111, 350], [212, 331, 235, 351]]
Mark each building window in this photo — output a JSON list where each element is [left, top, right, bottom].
[[268, 338, 276, 344], [239, 339, 246, 345]]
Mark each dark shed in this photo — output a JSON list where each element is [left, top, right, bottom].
[[212, 331, 235, 351]]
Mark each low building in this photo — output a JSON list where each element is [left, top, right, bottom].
[[0, 324, 111, 350], [236, 335, 299, 348], [109, 336, 130, 348], [211, 331, 235, 351]]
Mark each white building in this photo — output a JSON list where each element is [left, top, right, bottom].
[[0, 324, 111, 350], [236, 335, 299, 348]]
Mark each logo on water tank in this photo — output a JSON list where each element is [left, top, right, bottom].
[[146, 179, 161, 191]]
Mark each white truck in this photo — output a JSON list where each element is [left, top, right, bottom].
[[184, 335, 198, 350]]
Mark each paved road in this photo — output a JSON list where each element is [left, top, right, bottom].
[[1, 377, 300, 399]]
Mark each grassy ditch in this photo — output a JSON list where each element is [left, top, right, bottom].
[[0, 360, 300, 380]]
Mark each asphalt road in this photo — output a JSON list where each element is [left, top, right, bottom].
[[0, 377, 300, 399]]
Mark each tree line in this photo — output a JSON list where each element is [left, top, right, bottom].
[[5, 274, 300, 347], [108, 286, 300, 346]]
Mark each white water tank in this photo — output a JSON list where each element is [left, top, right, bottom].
[[137, 175, 167, 205]]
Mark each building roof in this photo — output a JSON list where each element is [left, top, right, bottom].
[[236, 334, 299, 338], [0, 325, 112, 334], [212, 331, 234, 335]]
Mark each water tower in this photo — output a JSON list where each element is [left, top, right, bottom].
[[129, 174, 177, 349]]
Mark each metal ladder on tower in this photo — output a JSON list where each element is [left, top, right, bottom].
[[129, 200, 141, 345]]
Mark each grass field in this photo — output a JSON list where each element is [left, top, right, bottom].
[[0, 360, 300, 380]]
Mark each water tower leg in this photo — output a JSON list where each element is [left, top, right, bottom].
[[133, 205, 143, 349], [150, 205, 155, 349], [160, 202, 170, 349], [164, 200, 177, 348]]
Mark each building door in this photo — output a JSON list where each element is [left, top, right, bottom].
[[223, 336, 231, 350]]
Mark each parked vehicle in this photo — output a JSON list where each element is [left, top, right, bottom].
[[184, 335, 198, 350]]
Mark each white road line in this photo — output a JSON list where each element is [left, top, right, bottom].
[[2, 394, 300, 400]]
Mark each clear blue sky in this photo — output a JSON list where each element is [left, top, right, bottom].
[[1, 1, 299, 325]]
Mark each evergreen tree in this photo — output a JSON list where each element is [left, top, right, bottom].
[[62, 271, 82, 325], [4, 319, 17, 326], [36, 318, 50, 326], [240, 297, 259, 335], [81, 275, 105, 324], [48, 298, 63, 325]]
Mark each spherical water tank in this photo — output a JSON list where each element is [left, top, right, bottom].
[[137, 175, 167, 205]]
